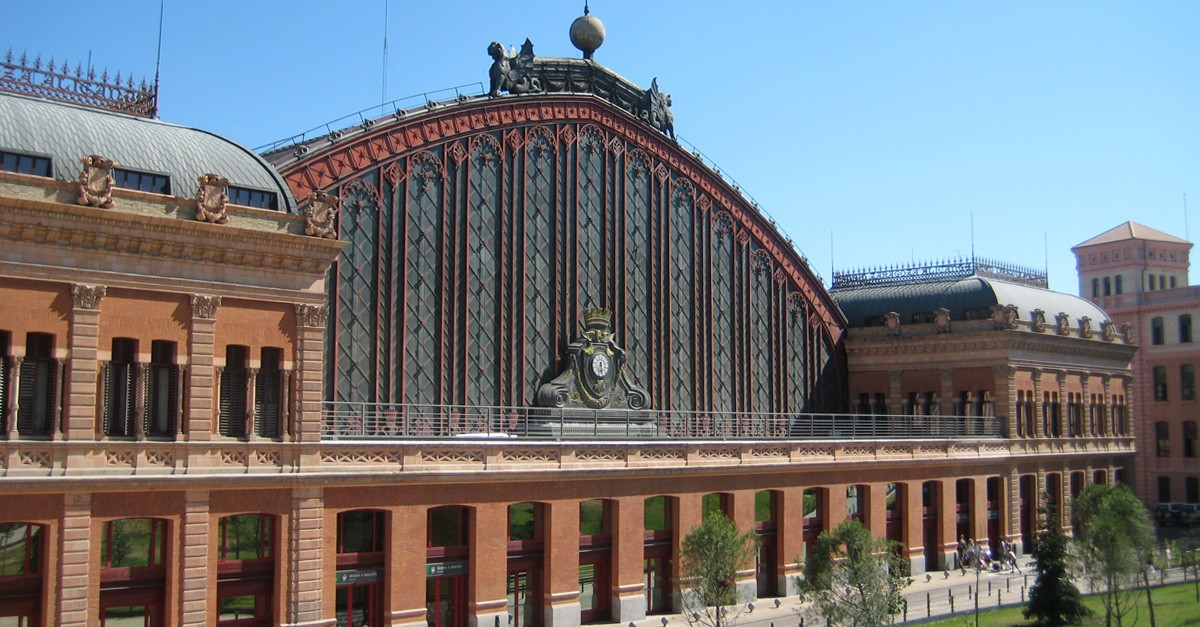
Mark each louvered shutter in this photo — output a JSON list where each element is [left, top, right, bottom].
[[16, 360, 37, 434], [101, 361, 112, 435], [255, 369, 281, 438], [220, 367, 247, 438]]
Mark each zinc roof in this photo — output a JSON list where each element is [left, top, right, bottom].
[[0, 91, 295, 212]]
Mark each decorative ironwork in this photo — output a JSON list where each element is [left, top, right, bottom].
[[0, 50, 157, 117], [320, 401, 1004, 441], [831, 256, 1048, 291]]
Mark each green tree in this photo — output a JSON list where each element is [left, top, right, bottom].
[[800, 518, 908, 627], [1073, 484, 1157, 627], [679, 511, 759, 627], [1024, 501, 1090, 626]]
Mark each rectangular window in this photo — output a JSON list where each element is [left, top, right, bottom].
[[228, 186, 279, 211], [1181, 314, 1193, 343], [0, 150, 52, 177], [1171, 276, 1178, 289], [1157, 421, 1170, 457], [113, 167, 171, 195], [1188, 477, 1199, 503], [219, 345, 249, 438], [1154, 366, 1168, 401], [1158, 476, 1171, 503], [1161, 276, 1167, 290], [147, 341, 179, 438], [103, 338, 138, 437], [1091, 278, 1099, 298], [17, 333, 57, 436], [1148, 274, 1155, 291], [1184, 364, 1196, 401], [1185, 421, 1198, 459], [1115, 275, 1123, 294], [1151, 317, 1165, 345], [1103, 277, 1111, 296], [255, 347, 283, 438]]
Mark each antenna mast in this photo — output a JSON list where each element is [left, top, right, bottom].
[[153, 0, 164, 117], [382, 0, 389, 106]]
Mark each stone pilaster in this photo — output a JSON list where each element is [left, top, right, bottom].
[[993, 365, 1016, 438], [939, 370, 955, 417], [57, 492, 92, 625], [887, 370, 904, 415], [730, 490, 757, 602], [899, 482, 925, 575], [285, 487, 329, 627], [936, 480, 957, 570], [777, 486, 807, 592], [187, 295, 220, 440], [179, 490, 210, 626], [1032, 369, 1044, 438], [468, 502, 508, 627], [5, 356, 21, 438], [1056, 371, 1068, 437], [66, 284, 105, 440], [971, 477, 988, 545], [1081, 374, 1093, 436], [294, 304, 328, 443], [387, 505, 428, 626], [1007, 467, 1023, 554]]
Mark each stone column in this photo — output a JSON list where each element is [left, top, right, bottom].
[[294, 304, 328, 443], [993, 365, 1016, 438], [1031, 369, 1044, 438], [1081, 375, 1093, 436], [1056, 372, 1068, 438], [245, 367, 258, 440], [285, 487, 329, 627], [179, 490, 210, 626], [887, 370, 904, 415], [5, 356, 21, 438], [187, 295, 220, 440], [543, 499, 582, 627], [900, 481, 926, 576], [777, 486, 806, 593], [469, 502, 508, 627], [58, 492, 92, 625], [387, 504, 428, 626], [610, 496, 646, 621], [65, 284, 105, 440], [1102, 375, 1113, 436], [939, 370, 955, 417], [1007, 468, 1024, 555]]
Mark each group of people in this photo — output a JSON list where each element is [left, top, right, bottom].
[[957, 535, 1022, 573]]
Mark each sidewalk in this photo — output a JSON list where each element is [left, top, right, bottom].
[[601, 565, 1193, 627]]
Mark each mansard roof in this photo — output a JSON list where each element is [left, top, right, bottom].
[[1073, 221, 1191, 250], [834, 274, 1110, 329], [0, 91, 296, 212]]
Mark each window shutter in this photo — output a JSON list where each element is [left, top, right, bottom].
[[16, 359, 37, 434], [101, 361, 112, 435], [43, 359, 58, 435], [220, 367, 247, 438], [256, 369, 281, 438], [167, 364, 180, 435], [0, 356, 8, 433]]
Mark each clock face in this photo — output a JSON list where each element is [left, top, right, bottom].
[[591, 352, 610, 377]]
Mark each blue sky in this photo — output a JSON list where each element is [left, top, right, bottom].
[[4, 1, 1197, 292]]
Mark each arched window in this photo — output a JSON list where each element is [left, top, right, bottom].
[[0, 522, 44, 624], [217, 514, 275, 626], [99, 518, 168, 626]]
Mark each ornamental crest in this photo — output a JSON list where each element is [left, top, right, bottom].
[[304, 191, 339, 239], [1055, 312, 1071, 336], [1101, 321, 1116, 342], [487, 39, 541, 97], [1079, 316, 1093, 339], [78, 155, 117, 208], [536, 307, 649, 410], [1031, 309, 1047, 332], [195, 173, 230, 224]]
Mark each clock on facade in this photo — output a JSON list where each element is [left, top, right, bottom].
[[591, 352, 610, 377]]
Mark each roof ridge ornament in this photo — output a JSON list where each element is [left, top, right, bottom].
[[0, 48, 157, 118]]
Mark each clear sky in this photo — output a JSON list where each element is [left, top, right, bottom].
[[4, 1, 1197, 293]]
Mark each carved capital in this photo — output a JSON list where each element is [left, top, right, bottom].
[[993, 365, 1017, 379], [295, 303, 329, 328], [303, 191, 340, 239], [195, 173, 230, 224], [71, 284, 106, 310], [78, 155, 118, 208], [191, 294, 222, 320]]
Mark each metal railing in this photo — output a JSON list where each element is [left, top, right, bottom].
[[321, 403, 1003, 441]]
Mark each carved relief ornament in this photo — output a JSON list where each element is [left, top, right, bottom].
[[884, 311, 901, 336], [1079, 316, 1094, 339], [78, 155, 117, 208], [303, 191, 339, 239], [1055, 312, 1071, 335], [1031, 309, 1047, 332], [1101, 321, 1116, 342], [72, 284, 106, 310], [295, 304, 329, 328], [191, 294, 222, 319], [1120, 323, 1134, 344], [935, 308, 951, 333], [195, 173, 230, 224]]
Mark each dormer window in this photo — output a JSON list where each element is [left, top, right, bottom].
[[113, 167, 171, 195], [0, 150, 52, 177], [228, 185, 279, 211]]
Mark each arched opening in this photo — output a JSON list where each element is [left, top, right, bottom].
[[335, 509, 385, 627], [0, 522, 43, 625], [643, 496, 675, 615], [1093, 469, 1107, 485], [701, 493, 731, 518], [754, 490, 778, 598], [428, 506, 470, 627], [579, 499, 611, 624], [847, 485, 867, 525], [216, 513, 276, 626], [99, 518, 168, 626], [803, 488, 826, 560], [986, 477, 1002, 557], [921, 482, 939, 572], [1019, 475, 1036, 550], [955, 479, 972, 549], [507, 502, 543, 627]]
